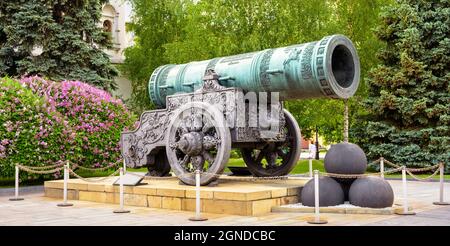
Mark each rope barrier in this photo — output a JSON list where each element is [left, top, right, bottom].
[[405, 164, 441, 173], [12, 156, 444, 184], [406, 168, 441, 182], [16, 164, 64, 174], [383, 159, 402, 169], [382, 159, 440, 173], [9, 157, 448, 209], [17, 162, 65, 170], [71, 160, 121, 171], [367, 158, 381, 166], [68, 168, 121, 183], [319, 166, 404, 179]]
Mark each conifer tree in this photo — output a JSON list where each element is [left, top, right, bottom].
[[0, 0, 117, 90], [363, 0, 450, 169]]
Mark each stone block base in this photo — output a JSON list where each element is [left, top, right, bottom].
[[44, 175, 308, 216]]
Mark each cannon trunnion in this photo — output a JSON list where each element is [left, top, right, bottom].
[[121, 35, 360, 185]]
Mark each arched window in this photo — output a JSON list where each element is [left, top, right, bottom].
[[103, 20, 112, 33], [102, 4, 118, 45]]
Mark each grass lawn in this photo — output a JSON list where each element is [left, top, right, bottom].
[[226, 158, 325, 174], [1, 158, 448, 188]]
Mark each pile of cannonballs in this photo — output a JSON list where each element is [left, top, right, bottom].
[[301, 142, 394, 208]]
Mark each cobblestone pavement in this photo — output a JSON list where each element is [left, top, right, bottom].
[[0, 180, 449, 226]]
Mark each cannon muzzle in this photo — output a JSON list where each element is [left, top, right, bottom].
[[149, 35, 360, 107]]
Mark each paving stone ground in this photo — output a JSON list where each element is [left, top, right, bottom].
[[1, 180, 449, 226]]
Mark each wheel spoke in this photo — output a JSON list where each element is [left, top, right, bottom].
[[266, 152, 278, 168], [178, 121, 189, 135], [179, 155, 190, 167], [202, 151, 215, 168], [277, 149, 287, 159], [254, 149, 266, 163], [202, 121, 213, 134]]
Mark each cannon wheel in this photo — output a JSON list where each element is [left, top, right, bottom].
[[166, 102, 231, 186], [241, 109, 301, 177], [146, 150, 171, 177]]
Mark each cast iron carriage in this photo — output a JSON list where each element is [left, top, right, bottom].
[[121, 35, 360, 185]]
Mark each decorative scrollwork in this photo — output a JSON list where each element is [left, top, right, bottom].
[[122, 110, 169, 168], [259, 49, 274, 91], [301, 42, 316, 80]]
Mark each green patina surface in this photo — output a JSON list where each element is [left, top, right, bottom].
[[148, 35, 360, 108]]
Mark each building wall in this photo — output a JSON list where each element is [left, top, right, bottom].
[[100, 0, 134, 64], [101, 0, 134, 100]]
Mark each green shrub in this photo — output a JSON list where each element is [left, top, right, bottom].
[[0, 76, 137, 179], [0, 77, 67, 179]]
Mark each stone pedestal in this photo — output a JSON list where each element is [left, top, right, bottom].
[[44, 175, 309, 216]]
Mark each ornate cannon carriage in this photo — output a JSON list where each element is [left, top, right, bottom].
[[121, 35, 360, 185]]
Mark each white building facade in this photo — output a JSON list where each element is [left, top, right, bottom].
[[101, 0, 134, 99]]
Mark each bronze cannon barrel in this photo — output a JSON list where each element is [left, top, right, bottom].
[[148, 34, 360, 108]]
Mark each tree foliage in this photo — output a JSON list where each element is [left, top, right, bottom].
[[359, 0, 450, 168], [0, 0, 118, 90], [123, 0, 393, 142]]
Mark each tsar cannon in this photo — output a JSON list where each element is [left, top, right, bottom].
[[121, 34, 360, 185]]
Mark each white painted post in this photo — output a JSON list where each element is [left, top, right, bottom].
[[63, 164, 68, 203], [380, 157, 385, 179], [9, 165, 24, 201], [396, 166, 415, 215], [57, 163, 73, 207], [307, 170, 327, 224], [433, 163, 449, 206], [119, 168, 124, 209], [402, 166, 408, 213], [314, 170, 320, 222], [123, 159, 126, 173], [195, 170, 201, 218], [114, 168, 130, 213], [189, 170, 207, 221], [309, 159, 313, 178]]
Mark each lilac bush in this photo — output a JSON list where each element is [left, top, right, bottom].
[[0, 76, 136, 178], [0, 77, 67, 178]]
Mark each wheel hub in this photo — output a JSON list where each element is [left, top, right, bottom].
[[178, 132, 203, 156]]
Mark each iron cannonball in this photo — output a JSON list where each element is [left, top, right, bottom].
[[301, 176, 345, 207], [324, 142, 367, 174], [337, 179, 355, 201], [349, 176, 394, 208]]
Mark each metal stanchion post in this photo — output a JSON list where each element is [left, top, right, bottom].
[[380, 157, 384, 179], [433, 163, 449, 206], [57, 163, 73, 207], [395, 166, 415, 215], [189, 170, 208, 221], [307, 170, 327, 224], [9, 165, 24, 201], [114, 168, 130, 213], [123, 159, 127, 173], [309, 159, 313, 178]]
